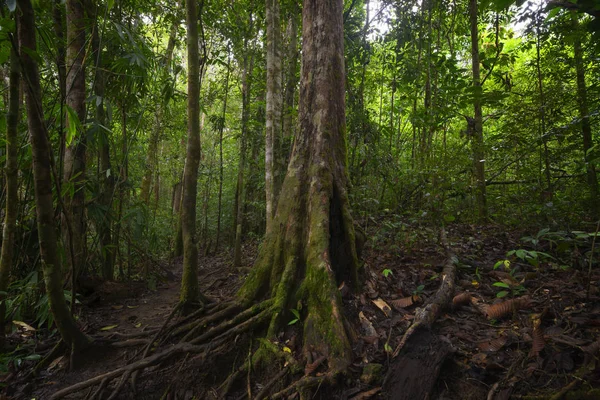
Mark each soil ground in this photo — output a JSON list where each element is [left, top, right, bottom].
[[3, 221, 600, 399]]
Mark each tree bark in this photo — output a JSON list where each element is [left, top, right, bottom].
[[238, 0, 357, 372], [233, 30, 255, 269], [215, 54, 231, 252], [0, 25, 20, 347], [18, 0, 89, 352], [571, 13, 599, 214], [282, 3, 298, 166], [265, 0, 283, 235], [63, 0, 87, 280], [469, 0, 487, 221], [180, 0, 207, 307]]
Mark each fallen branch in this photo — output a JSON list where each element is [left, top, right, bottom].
[[392, 227, 457, 357]]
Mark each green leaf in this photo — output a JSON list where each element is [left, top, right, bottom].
[[66, 106, 80, 146], [382, 269, 393, 277], [493, 282, 511, 289], [496, 291, 509, 298], [107, 0, 115, 11]]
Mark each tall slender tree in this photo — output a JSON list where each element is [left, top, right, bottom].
[[469, 0, 487, 220], [0, 20, 20, 347], [63, 0, 88, 280], [18, 0, 89, 355], [180, 0, 207, 307]]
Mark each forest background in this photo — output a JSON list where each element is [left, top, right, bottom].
[[0, 0, 599, 395]]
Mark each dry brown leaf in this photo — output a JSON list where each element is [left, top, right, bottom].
[[304, 355, 326, 376], [529, 318, 545, 357], [452, 292, 472, 307], [372, 298, 392, 316], [111, 305, 124, 310], [389, 296, 416, 310], [359, 312, 377, 337], [477, 336, 508, 352], [486, 296, 531, 320], [349, 387, 382, 400]]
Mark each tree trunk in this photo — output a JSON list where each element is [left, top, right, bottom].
[[469, 0, 487, 221], [265, 0, 283, 235], [18, 0, 89, 352], [215, 55, 231, 252], [180, 0, 207, 307], [89, 0, 115, 280], [233, 34, 255, 269], [535, 18, 551, 194], [53, 0, 66, 184], [571, 13, 599, 214], [0, 26, 20, 347], [63, 0, 87, 281], [282, 3, 298, 166], [238, 0, 357, 372]]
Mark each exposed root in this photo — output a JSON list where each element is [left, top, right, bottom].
[[270, 374, 330, 399], [392, 228, 457, 357], [254, 367, 288, 400], [50, 342, 205, 399]]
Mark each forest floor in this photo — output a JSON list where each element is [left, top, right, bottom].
[[4, 219, 600, 399]]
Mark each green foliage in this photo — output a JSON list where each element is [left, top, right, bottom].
[[287, 308, 300, 325]]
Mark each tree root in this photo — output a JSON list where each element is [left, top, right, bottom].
[[254, 367, 288, 400], [270, 374, 329, 400], [50, 301, 275, 399], [50, 342, 204, 399], [392, 228, 457, 357]]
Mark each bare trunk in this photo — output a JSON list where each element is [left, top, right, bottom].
[[469, 0, 487, 221], [63, 0, 87, 281], [265, 0, 283, 235], [0, 27, 20, 347], [180, 0, 207, 306], [238, 0, 357, 371], [572, 13, 599, 214], [215, 55, 231, 251], [282, 5, 298, 165], [18, 0, 89, 352], [233, 35, 255, 269]]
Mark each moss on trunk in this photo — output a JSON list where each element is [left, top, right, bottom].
[[237, 0, 355, 373]]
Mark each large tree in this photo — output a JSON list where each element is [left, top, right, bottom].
[[236, 0, 359, 371], [265, 0, 283, 235]]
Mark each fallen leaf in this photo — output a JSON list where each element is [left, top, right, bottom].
[[127, 305, 139, 309], [349, 387, 381, 400], [100, 325, 119, 331], [13, 320, 36, 331], [477, 336, 508, 352], [111, 305, 124, 310], [359, 312, 377, 337], [390, 296, 416, 310], [372, 298, 392, 316]]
